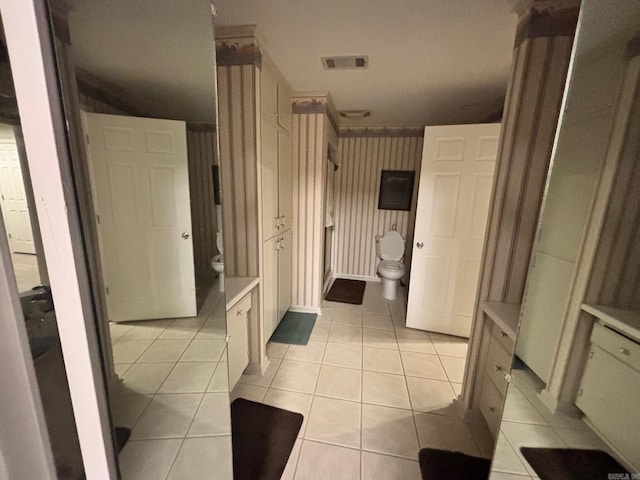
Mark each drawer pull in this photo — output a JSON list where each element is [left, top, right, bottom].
[[487, 405, 496, 413], [500, 331, 508, 338], [237, 310, 243, 317], [619, 347, 630, 356], [494, 364, 504, 373]]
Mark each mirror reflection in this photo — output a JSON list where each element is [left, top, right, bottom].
[[47, 0, 232, 477], [491, 1, 640, 478], [0, 19, 82, 480]]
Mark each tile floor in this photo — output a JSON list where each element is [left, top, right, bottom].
[[489, 366, 614, 479], [233, 281, 493, 480], [109, 280, 493, 479], [109, 280, 233, 479]]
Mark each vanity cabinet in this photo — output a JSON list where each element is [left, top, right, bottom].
[[576, 309, 640, 470], [227, 293, 251, 390], [475, 302, 519, 438]]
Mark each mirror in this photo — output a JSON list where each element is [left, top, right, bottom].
[[491, 0, 640, 477], [0, 19, 83, 480], [46, 0, 232, 477]]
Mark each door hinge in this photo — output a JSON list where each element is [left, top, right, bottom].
[[85, 133, 90, 145], [96, 214, 101, 224], [7, 233, 11, 239], [106, 286, 110, 295]]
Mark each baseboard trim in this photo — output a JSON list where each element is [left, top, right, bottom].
[[334, 273, 381, 283], [289, 305, 323, 314]]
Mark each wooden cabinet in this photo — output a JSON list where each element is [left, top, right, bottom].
[[227, 293, 251, 390], [260, 59, 292, 339], [475, 302, 519, 438], [576, 319, 640, 470], [278, 229, 292, 321], [263, 236, 280, 339]]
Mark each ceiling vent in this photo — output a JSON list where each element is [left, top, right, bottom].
[[322, 55, 368, 70], [339, 110, 371, 119]]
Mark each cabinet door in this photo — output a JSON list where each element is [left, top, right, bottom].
[[261, 120, 279, 240], [278, 129, 292, 231], [278, 229, 292, 322], [261, 67, 278, 122], [576, 345, 640, 468], [227, 295, 250, 390], [277, 82, 292, 132], [263, 236, 280, 339]]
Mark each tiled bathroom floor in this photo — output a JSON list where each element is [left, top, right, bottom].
[[233, 281, 493, 480], [109, 281, 232, 479], [490, 367, 613, 479], [108, 280, 491, 479]]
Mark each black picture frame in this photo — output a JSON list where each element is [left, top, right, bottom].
[[378, 170, 415, 211]]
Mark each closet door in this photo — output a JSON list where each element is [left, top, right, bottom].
[[278, 229, 292, 322], [278, 129, 292, 231], [277, 83, 292, 132], [261, 120, 279, 240]]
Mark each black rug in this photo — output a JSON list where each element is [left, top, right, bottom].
[[520, 447, 629, 480], [419, 449, 491, 480], [231, 398, 303, 480], [115, 427, 131, 453], [325, 278, 366, 305]]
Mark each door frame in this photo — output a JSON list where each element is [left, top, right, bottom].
[[0, 0, 118, 477]]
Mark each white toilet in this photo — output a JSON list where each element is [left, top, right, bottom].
[[376, 230, 406, 300], [211, 231, 224, 292]]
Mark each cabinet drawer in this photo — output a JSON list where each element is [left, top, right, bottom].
[[492, 323, 515, 353], [485, 335, 512, 396], [591, 322, 640, 373], [479, 374, 503, 438]]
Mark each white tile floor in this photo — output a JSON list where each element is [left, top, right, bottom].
[[489, 367, 613, 479], [109, 280, 232, 480], [109, 280, 491, 479], [233, 281, 493, 480]]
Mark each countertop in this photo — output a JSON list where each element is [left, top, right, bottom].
[[225, 276, 259, 311], [582, 303, 640, 343]]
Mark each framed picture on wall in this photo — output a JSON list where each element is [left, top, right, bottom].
[[378, 170, 415, 211]]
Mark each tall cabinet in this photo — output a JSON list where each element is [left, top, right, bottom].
[[260, 56, 293, 339], [216, 27, 293, 372]]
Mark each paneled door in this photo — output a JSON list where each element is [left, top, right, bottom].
[[82, 112, 196, 322], [0, 139, 36, 254], [406, 124, 501, 337]]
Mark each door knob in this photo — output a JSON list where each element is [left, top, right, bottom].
[[181, 232, 190, 239], [416, 241, 424, 249]]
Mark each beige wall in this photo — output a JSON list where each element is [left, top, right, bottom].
[[332, 132, 423, 279]]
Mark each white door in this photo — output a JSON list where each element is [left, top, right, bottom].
[[263, 236, 279, 338], [406, 124, 501, 337], [0, 140, 36, 254], [82, 112, 196, 322], [278, 229, 292, 322]]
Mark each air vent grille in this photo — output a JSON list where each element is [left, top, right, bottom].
[[322, 55, 368, 70]]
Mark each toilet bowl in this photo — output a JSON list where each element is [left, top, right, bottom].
[[211, 231, 224, 292], [376, 230, 406, 300]]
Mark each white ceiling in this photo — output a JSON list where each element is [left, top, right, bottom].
[[212, 0, 519, 125], [64, 0, 518, 126]]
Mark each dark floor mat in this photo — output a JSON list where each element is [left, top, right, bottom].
[[231, 398, 303, 480], [419, 449, 491, 480], [325, 278, 366, 305], [269, 311, 316, 345], [114, 427, 131, 453], [520, 447, 629, 480]]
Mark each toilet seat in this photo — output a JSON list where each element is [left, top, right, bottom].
[[378, 260, 404, 272]]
